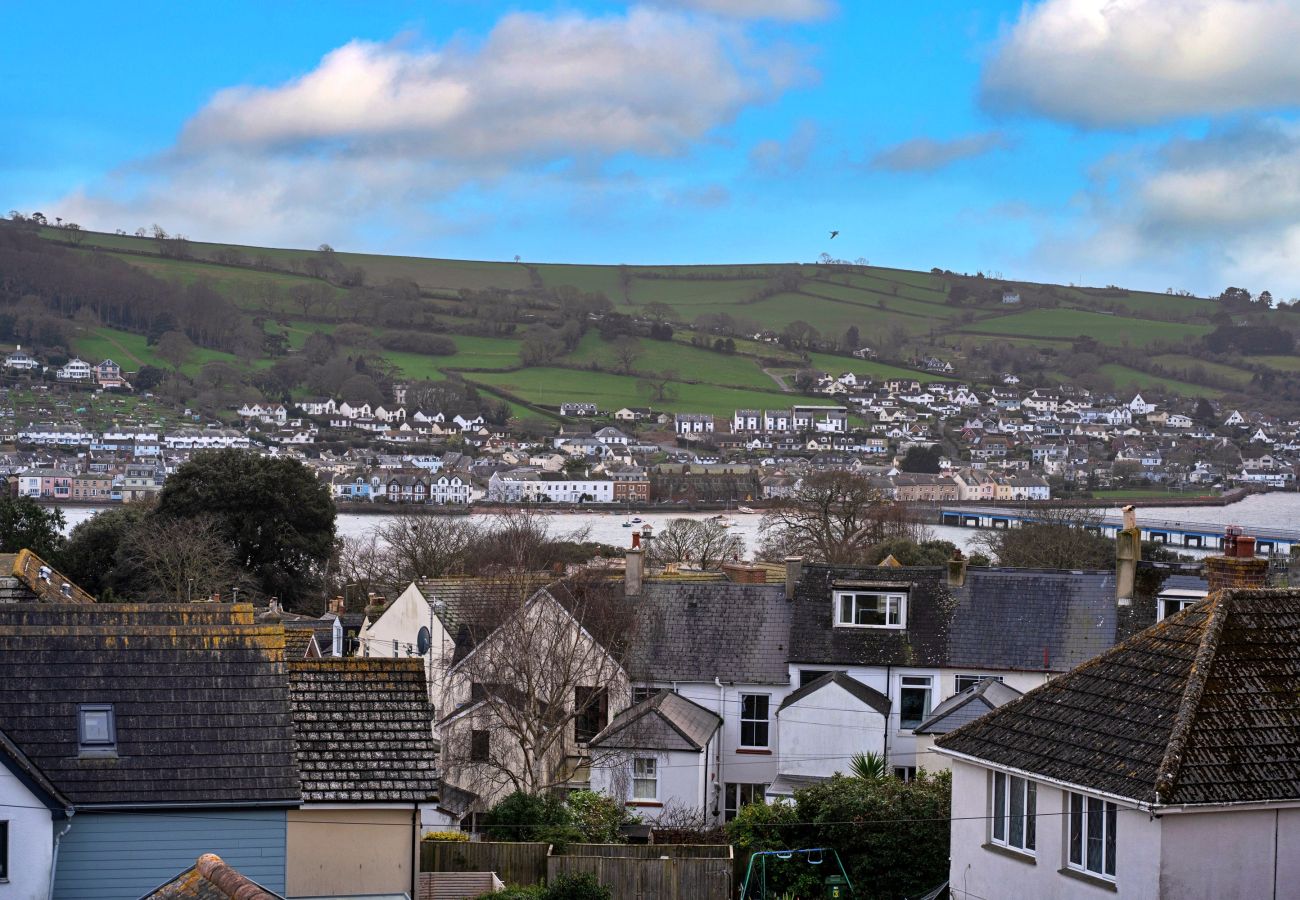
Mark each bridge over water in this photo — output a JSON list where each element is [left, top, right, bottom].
[[940, 506, 1300, 554]]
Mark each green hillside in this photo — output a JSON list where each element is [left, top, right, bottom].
[[12, 222, 1300, 416]]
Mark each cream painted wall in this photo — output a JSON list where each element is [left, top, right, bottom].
[[1158, 805, 1300, 899], [776, 680, 886, 778], [286, 807, 417, 898]]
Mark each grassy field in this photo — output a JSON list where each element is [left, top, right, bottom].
[[1089, 488, 1217, 500], [1254, 355, 1300, 373], [1150, 354, 1254, 389], [564, 332, 778, 389], [805, 351, 954, 384], [70, 325, 259, 378], [466, 367, 804, 417], [957, 308, 1211, 348], [1096, 363, 1225, 398]]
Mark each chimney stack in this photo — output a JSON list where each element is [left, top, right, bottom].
[[1205, 526, 1268, 592], [947, 550, 968, 588], [784, 556, 804, 601], [1115, 505, 1140, 606], [625, 533, 644, 597], [329, 595, 345, 615]]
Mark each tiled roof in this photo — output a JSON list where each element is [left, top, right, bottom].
[[0, 549, 94, 604], [777, 671, 890, 717], [936, 589, 1300, 807], [0, 603, 299, 806], [144, 853, 284, 899], [914, 678, 1022, 735], [626, 581, 791, 683], [589, 689, 721, 752], [281, 624, 318, 658], [415, 575, 552, 658], [288, 658, 439, 803]]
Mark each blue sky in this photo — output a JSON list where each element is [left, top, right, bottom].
[[7, 1, 1300, 296]]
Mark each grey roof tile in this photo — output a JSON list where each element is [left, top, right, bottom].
[[589, 689, 721, 752]]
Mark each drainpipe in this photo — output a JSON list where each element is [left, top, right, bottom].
[[714, 677, 725, 823], [48, 812, 74, 900], [411, 804, 420, 900]]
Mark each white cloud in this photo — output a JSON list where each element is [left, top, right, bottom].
[[982, 0, 1300, 127], [870, 132, 1010, 172], [749, 119, 818, 174], [55, 7, 804, 246], [651, 0, 834, 21], [1036, 121, 1300, 294]]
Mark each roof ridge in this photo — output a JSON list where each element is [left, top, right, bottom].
[[1153, 590, 1233, 804]]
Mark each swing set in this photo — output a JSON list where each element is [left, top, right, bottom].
[[739, 846, 855, 899]]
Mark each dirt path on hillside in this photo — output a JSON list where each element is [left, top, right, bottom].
[[763, 368, 792, 391]]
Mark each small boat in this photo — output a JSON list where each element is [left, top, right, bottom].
[[622, 520, 633, 527], [737, 506, 757, 514], [631, 516, 643, 524]]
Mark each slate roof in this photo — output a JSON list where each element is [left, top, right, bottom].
[[935, 589, 1300, 807], [288, 657, 439, 803], [626, 581, 791, 683], [947, 568, 1118, 672], [788, 565, 953, 667], [144, 853, 284, 899], [589, 689, 721, 752], [914, 678, 1022, 735], [281, 622, 320, 658], [790, 564, 1134, 674], [777, 671, 890, 717], [415, 575, 553, 661], [0, 726, 70, 812], [0, 603, 300, 807]]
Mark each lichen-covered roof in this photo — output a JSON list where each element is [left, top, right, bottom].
[[0, 603, 299, 806], [143, 853, 284, 899], [288, 657, 439, 803], [936, 589, 1300, 807], [0, 549, 94, 604]]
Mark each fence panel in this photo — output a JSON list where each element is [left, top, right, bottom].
[[420, 841, 549, 886], [547, 844, 733, 900]]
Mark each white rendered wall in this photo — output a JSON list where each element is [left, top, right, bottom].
[[776, 681, 886, 777], [0, 764, 56, 899]]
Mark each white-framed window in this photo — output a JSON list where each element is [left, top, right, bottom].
[[899, 676, 932, 730], [1068, 792, 1117, 879], [834, 590, 907, 628], [991, 772, 1037, 854], [632, 757, 658, 801], [955, 674, 1004, 693], [739, 694, 770, 748], [724, 783, 768, 821], [1158, 590, 1207, 620]]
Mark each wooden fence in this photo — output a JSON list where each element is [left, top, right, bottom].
[[548, 843, 734, 900], [419, 840, 548, 887]]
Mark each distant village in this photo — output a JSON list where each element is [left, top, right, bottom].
[[3, 343, 1294, 507]]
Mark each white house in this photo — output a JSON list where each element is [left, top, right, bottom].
[[0, 728, 74, 897], [936, 566, 1300, 900], [4, 346, 38, 371], [767, 672, 889, 799], [56, 358, 93, 381], [674, 413, 714, 435], [588, 690, 721, 820]]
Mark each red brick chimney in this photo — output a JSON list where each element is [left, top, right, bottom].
[[1205, 526, 1268, 592]]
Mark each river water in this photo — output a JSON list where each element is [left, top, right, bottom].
[[55, 492, 1300, 559]]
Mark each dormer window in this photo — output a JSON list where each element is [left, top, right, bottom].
[[1158, 589, 1207, 620], [834, 590, 907, 629], [78, 703, 116, 756]]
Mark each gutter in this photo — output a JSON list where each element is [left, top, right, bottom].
[[72, 799, 301, 810], [932, 748, 1151, 810], [48, 811, 74, 900]]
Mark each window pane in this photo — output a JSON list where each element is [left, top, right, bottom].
[[751, 695, 769, 719], [82, 710, 110, 742], [839, 595, 853, 624], [886, 596, 901, 625], [1105, 802, 1117, 876], [992, 773, 1006, 842], [1009, 777, 1024, 848], [1069, 794, 1083, 865], [1087, 796, 1104, 873], [1026, 782, 1037, 850]]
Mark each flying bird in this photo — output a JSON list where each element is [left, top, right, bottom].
[[829, 230, 839, 239]]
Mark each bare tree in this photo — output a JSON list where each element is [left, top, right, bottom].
[[155, 330, 193, 371], [119, 515, 252, 602], [972, 507, 1113, 569], [637, 372, 678, 403], [441, 573, 636, 799], [611, 336, 643, 375], [649, 518, 745, 569], [758, 471, 921, 564], [378, 511, 481, 581]]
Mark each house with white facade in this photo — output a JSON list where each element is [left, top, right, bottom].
[[674, 413, 715, 435], [56, 358, 93, 381], [936, 564, 1300, 900], [0, 727, 74, 897], [4, 346, 38, 371]]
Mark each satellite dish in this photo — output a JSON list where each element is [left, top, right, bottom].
[[416, 626, 431, 656]]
